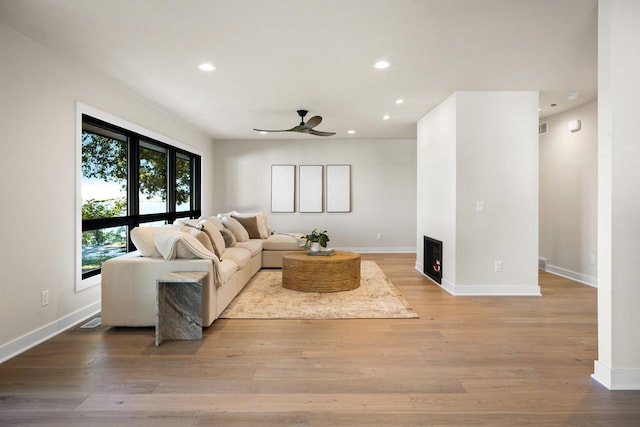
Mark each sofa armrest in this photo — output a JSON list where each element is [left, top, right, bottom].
[[101, 254, 218, 327]]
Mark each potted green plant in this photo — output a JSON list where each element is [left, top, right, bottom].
[[304, 229, 330, 252]]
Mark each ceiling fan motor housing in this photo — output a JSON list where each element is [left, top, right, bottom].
[[297, 109, 308, 124]]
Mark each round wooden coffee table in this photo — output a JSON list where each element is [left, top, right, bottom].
[[282, 251, 361, 292]]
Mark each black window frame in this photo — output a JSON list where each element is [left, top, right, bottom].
[[81, 114, 201, 279]]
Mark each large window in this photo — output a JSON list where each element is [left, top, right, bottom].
[[80, 114, 201, 285]]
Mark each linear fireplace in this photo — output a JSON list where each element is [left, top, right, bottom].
[[423, 236, 443, 284]]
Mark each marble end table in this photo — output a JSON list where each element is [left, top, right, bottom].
[[155, 271, 207, 346]]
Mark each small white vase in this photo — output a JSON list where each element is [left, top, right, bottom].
[[311, 242, 321, 252]]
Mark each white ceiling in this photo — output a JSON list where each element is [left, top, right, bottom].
[[0, 0, 598, 140]]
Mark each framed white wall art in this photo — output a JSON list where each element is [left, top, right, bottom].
[[299, 165, 323, 213], [326, 164, 351, 212], [271, 165, 295, 212]]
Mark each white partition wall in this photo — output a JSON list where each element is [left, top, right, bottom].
[[417, 91, 539, 296], [593, 0, 640, 390]]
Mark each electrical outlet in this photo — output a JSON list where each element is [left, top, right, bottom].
[[377, 233, 382, 240], [476, 201, 485, 212], [41, 290, 49, 307], [494, 260, 502, 272], [589, 254, 596, 265]]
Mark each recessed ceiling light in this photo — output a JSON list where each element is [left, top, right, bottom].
[[373, 60, 391, 70], [395, 99, 404, 104], [347, 130, 356, 134], [382, 114, 390, 120], [259, 131, 268, 135], [567, 92, 580, 100], [198, 63, 216, 72], [550, 103, 557, 107]]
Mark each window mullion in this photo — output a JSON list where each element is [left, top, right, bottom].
[[128, 136, 140, 251], [168, 149, 177, 223]]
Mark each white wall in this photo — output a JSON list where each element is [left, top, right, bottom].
[[593, 0, 640, 390], [456, 92, 539, 289], [416, 94, 457, 283], [539, 101, 598, 286], [211, 138, 416, 251], [0, 22, 215, 361], [417, 91, 539, 295]]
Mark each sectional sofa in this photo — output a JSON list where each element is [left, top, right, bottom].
[[100, 212, 305, 327]]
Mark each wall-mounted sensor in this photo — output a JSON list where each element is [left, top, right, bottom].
[[568, 120, 581, 132]]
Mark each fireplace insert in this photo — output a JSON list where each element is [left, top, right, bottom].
[[423, 236, 443, 284]]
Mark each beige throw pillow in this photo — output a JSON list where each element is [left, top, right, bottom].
[[197, 219, 227, 258], [223, 216, 250, 242], [185, 228, 215, 254]]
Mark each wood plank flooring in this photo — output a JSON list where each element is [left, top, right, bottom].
[[1, 253, 639, 426]]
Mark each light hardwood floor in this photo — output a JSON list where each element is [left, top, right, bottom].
[[1, 253, 639, 426]]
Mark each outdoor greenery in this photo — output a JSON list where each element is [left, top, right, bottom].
[[80, 125, 197, 276], [81, 199, 127, 247], [82, 132, 193, 212]]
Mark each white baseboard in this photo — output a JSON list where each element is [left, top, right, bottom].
[[414, 264, 540, 296], [545, 264, 597, 287], [342, 247, 416, 254], [442, 282, 541, 296], [0, 301, 101, 364], [592, 360, 640, 390]]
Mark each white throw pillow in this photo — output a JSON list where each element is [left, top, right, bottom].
[[199, 215, 226, 231], [130, 226, 163, 257]]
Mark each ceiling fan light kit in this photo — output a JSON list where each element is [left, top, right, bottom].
[[254, 110, 336, 137]]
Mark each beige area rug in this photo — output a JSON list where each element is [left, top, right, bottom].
[[220, 261, 419, 319]]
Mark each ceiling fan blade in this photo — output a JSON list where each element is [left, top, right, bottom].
[[254, 111, 333, 136], [308, 129, 336, 137], [305, 115, 322, 129], [253, 128, 290, 133]]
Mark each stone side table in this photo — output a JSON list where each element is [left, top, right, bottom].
[[155, 271, 207, 346]]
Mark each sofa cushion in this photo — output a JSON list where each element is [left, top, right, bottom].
[[219, 215, 250, 242], [232, 211, 270, 238], [218, 259, 239, 284], [231, 214, 261, 239], [130, 226, 163, 257], [220, 228, 237, 247], [221, 247, 252, 269], [234, 239, 263, 257], [263, 233, 305, 251], [197, 219, 227, 258]]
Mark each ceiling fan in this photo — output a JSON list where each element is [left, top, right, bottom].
[[253, 110, 336, 136]]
